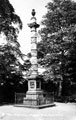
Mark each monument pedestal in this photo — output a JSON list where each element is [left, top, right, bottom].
[[23, 77, 54, 108], [23, 91, 54, 107], [23, 90, 44, 106], [15, 77, 54, 108], [23, 78, 44, 106]]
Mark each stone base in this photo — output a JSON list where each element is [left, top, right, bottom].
[[14, 91, 54, 108], [23, 90, 54, 107], [14, 103, 55, 109]]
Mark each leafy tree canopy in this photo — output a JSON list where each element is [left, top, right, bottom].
[[0, 0, 23, 86], [38, 0, 76, 84]]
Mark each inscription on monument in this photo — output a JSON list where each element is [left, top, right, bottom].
[[30, 82, 35, 88]]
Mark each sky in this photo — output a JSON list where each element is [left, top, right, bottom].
[[9, 0, 51, 54]]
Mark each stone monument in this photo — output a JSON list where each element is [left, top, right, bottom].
[[23, 9, 54, 108]]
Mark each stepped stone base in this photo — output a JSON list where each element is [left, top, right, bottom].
[[15, 91, 54, 108], [15, 103, 55, 109], [23, 90, 54, 108]]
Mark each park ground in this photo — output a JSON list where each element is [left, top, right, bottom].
[[0, 102, 76, 120]]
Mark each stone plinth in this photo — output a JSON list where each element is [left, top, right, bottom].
[[23, 91, 54, 107], [23, 76, 54, 107], [23, 90, 44, 105]]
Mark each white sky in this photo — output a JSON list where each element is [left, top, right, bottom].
[[9, 0, 51, 54]]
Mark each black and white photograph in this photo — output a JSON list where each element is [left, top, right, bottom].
[[0, 0, 76, 120]]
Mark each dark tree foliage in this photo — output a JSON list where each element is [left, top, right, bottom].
[[0, 45, 23, 85], [0, 0, 22, 34], [0, 0, 23, 87], [38, 0, 76, 96]]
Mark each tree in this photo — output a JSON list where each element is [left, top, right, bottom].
[[0, 0, 24, 102], [38, 0, 76, 97], [0, 44, 23, 84]]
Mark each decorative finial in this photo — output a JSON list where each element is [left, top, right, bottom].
[[31, 9, 36, 17]]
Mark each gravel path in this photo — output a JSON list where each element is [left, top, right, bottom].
[[0, 102, 76, 120]]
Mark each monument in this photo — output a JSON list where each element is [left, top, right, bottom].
[[23, 9, 54, 108]]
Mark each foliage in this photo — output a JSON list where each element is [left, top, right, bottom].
[[38, 0, 76, 93], [0, 0, 23, 86], [0, 0, 22, 35]]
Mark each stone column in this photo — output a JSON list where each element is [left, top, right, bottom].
[[23, 10, 43, 106], [27, 9, 42, 92], [15, 9, 54, 108], [28, 9, 39, 79], [23, 10, 54, 107]]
